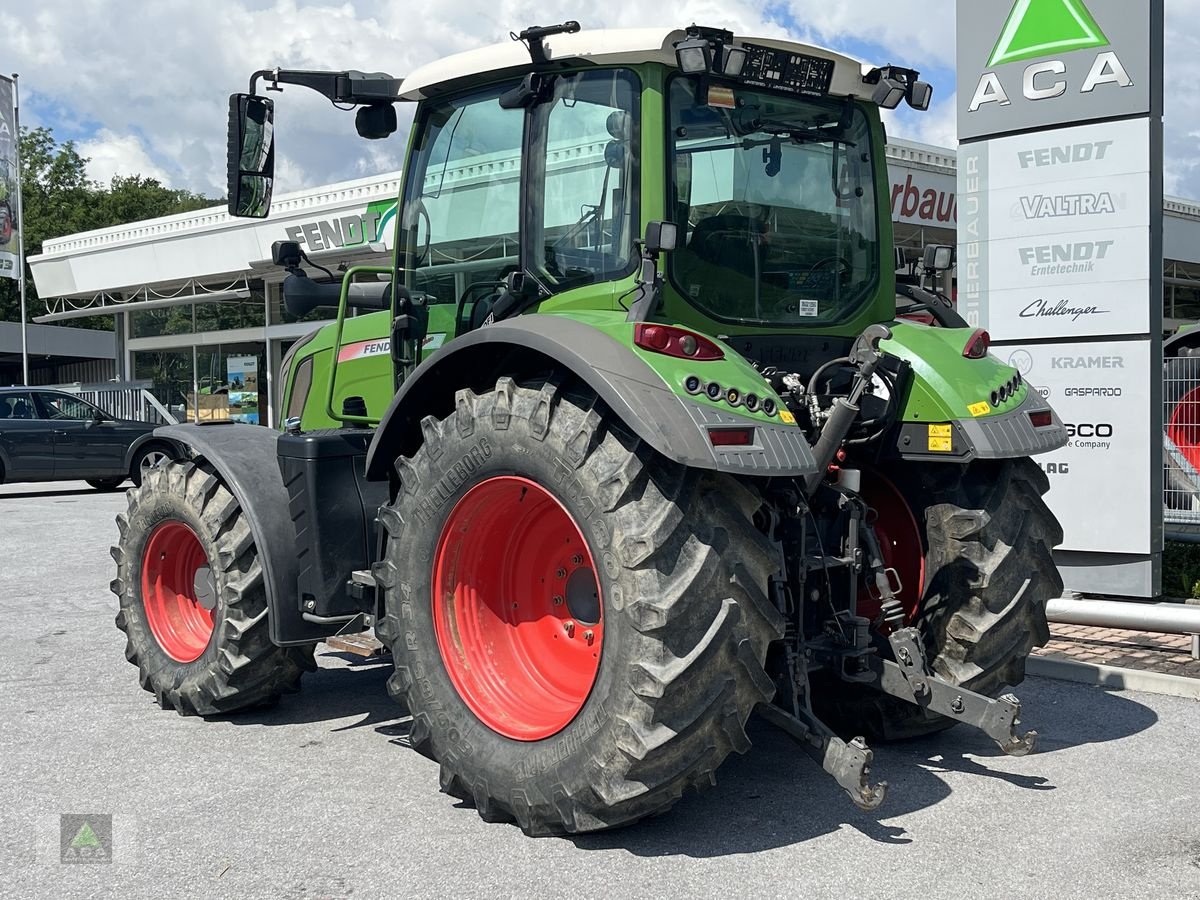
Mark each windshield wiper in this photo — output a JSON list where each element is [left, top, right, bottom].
[[747, 120, 856, 148]]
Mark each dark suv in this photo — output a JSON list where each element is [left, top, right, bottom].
[[0, 389, 180, 491]]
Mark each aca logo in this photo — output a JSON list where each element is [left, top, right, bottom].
[[968, 0, 1133, 113]]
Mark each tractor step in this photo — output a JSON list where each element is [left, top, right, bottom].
[[324, 631, 387, 657]]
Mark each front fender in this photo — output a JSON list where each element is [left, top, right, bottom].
[[364, 315, 818, 481], [153, 423, 332, 646]]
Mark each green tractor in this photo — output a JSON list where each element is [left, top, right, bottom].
[[111, 23, 1067, 833]]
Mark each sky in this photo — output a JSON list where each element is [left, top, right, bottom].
[[6, 0, 1200, 199]]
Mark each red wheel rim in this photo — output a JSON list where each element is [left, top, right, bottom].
[[141, 520, 216, 663], [858, 474, 926, 629], [432, 476, 603, 741], [1169, 385, 1200, 472]]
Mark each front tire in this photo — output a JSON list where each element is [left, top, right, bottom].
[[111, 460, 315, 715], [817, 458, 1063, 740], [376, 377, 785, 834]]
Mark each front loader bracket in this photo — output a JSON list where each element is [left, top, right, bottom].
[[758, 703, 888, 811], [876, 628, 1038, 756]]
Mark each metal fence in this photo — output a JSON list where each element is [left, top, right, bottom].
[[1164, 355, 1200, 532], [44, 380, 179, 426]]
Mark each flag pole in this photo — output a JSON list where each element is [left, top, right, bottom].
[[12, 73, 27, 385]]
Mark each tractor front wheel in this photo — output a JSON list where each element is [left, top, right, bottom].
[[111, 460, 315, 715], [376, 377, 785, 834]]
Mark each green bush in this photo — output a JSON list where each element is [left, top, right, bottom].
[[1163, 541, 1200, 598]]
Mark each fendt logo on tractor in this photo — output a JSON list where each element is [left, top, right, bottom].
[[968, 0, 1133, 113]]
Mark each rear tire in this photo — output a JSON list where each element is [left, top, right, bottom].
[[816, 458, 1063, 740], [376, 377, 785, 834], [111, 460, 315, 715]]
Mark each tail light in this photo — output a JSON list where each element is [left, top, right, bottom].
[[1029, 410, 1053, 428], [963, 329, 990, 360], [708, 428, 754, 446], [634, 324, 724, 360]]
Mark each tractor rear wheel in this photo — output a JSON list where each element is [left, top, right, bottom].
[[816, 458, 1063, 741], [111, 460, 315, 715], [375, 377, 785, 834]]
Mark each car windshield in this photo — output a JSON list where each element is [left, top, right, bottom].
[[668, 79, 880, 327]]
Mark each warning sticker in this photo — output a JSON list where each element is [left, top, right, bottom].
[[968, 401, 991, 417], [927, 423, 953, 452], [779, 409, 796, 425], [796, 299, 819, 317]]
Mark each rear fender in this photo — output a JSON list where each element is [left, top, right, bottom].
[[363, 314, 818, 482]]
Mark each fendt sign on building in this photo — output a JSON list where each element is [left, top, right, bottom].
[[957, 0, 1165, 596]]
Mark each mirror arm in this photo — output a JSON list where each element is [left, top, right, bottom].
[[248, 68, 403, 105]]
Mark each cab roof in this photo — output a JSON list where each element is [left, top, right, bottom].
[[398, 26, 876, 102]]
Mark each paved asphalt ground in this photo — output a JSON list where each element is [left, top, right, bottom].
[[1, 481, 1199, 900]]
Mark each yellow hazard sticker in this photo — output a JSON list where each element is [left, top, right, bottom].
[[779, 409, 796, 425], [968, 401, 991, 417], [928, 424, 953, 452]]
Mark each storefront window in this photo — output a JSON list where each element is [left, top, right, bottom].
[[194, 280, 267, 332], [130, 304, 194, 338], [132, 348, 192, 425], [195, 343, 267, 425]]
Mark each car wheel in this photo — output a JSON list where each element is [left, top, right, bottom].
[[131, 444, 174, 487]]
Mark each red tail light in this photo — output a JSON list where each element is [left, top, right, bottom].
[[1029, 410, 1052, 428], [963, 329, 990, 360], [634, 324, 724, 360], [708, 428, 754, 446]]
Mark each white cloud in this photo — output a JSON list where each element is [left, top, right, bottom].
[[9, 0, 1200, 201], [77, 129, 173, 186]]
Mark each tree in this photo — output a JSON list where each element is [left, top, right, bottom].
[[0, 126, 214, 328]]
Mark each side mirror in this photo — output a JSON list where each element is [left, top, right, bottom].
[[89, 408, 106, 425], [227, 94, 275, 219]]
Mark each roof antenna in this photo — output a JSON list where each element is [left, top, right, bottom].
[[510, 21, 581, 66]]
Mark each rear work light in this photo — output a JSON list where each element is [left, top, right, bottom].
[[963, 329, 990, 360], [708, 427, 754, 447], [1028, 410, 1053, 428], [634, 324, 724, 360]]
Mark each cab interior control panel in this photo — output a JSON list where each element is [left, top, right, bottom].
[[739, 43, 835, 96]]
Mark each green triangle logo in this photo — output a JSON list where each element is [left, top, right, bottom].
[[987, 0, 1110, 67], [70, 823, 101, 850]]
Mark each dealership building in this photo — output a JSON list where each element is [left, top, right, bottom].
[[26, 135, 1200, 427]]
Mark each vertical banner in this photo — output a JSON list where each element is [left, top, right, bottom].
[[0, 76, 18, 280], [957, 0, 1164, 597]]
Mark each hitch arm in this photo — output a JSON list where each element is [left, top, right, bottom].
[[758, 704, 888, 811], [876, 628, 1038, 756]]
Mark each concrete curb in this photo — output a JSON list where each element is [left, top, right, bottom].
[[1028, 656, 1200, 700]]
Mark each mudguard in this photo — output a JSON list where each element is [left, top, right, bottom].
[[364, 314, 818, 481], [153, 423, 337, 646]]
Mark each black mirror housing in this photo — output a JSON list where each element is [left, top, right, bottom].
[[643, 221, 678, 254], [271, 240, 302, 268], [227, 93, 275, 219], [355, 103, 398, 139]]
